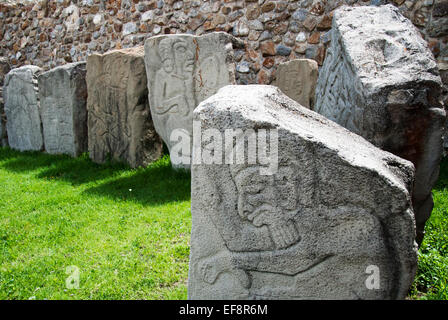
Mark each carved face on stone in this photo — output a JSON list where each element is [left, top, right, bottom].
[[173, 40, 195, 74]]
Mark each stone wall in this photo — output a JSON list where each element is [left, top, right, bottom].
[[0, 0, 446, 87], [1, 0, 447, 151]]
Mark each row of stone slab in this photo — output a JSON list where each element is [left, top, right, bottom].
[[1, 32, 243, 168], [1, 4, 446, 299], [1, 31, 321, 168]]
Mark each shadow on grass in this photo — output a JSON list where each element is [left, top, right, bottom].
[[0, 147, 191, 206], [0, 147, 69, 172], [0, 147, 129, 185], [82, 159, 191, 205]]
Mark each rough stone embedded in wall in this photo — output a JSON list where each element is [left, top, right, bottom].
[[188, 85, 418, 300], [427, 0, 448, 37], [314, 4, 446, 245], [86, 46, 163, 168], [144, 32, 240, 169], [3, 65, 44, 151], [38, 62, 88, 157], [273, 58, 318, 109], [0, 57, 11, 147]]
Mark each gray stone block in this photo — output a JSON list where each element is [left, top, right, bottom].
[[273, 59, 318, 109], [86, 46, 163, 168], [38, 62, 88, 157], [3, 65, 44, 151], [0, 57, 11, 147], [144, 32, 238, 169], [188, 85, 418, 300], [314, 5, 446, 245]]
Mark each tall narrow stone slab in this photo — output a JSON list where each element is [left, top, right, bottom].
[[86, 47, 163, 168], [273, 59, 318, 109], [0, 58, 11, 147], [38, 62, 88, 157], [189, 85, 418, 300], [314, 5, 446, 244], [144, 32, 238, 169], [3, 65, 44, 151]]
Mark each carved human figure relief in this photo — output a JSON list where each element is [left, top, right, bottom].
[[188, 85, 418, 300], [144, 32, 238, 169]]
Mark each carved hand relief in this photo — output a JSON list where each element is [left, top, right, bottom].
[[144, 33, 236, 169]]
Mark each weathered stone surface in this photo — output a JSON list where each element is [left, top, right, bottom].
[[4, 65, 44, 151], [314, 5, 446, 245], [38, 62, 88, 157], [188, 85, 418, 300], [86, 47, 163, 168], [0, 58, 11, 147], [273, 59, 318, 109], [144, 32, 238, 169]]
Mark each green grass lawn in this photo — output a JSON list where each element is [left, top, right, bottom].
[[0, 148, 191, 299], [0, 147, 447, 300], [410, 157, 448, 300]]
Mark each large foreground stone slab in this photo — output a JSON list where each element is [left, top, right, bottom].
[[144, 32, 238, 169], [188, 85, 418, 300], [273, 59, 318, 109], [314, 5, 446, 245], [38, 62, 88, 157], [0, 58, 11, 147], [86, 47, 163, 168], [3, 65, 44, 151]]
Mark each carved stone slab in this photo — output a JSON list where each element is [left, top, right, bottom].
[[144, 32, 237, 169], [86, 47, 163, 168], [314, 5, 446, 244], [0, 58, 11, 147], [3, 65, 44, 151], [273, 59, 318, 109], [38, 62, 88, 157], [188, 85, 418, 300]]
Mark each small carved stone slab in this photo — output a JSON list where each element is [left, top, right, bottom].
[[144, 32, 237, 169], [38, 62, 88, 157], [3, 65, 44, 151], [273, 59, 318, 109], [0, 57, 11, 147], [86, 47, 163, 168], [188, 85, 417, 300]]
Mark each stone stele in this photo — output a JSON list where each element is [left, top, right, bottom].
[[0, 57, 11, 147], [86, 46, 163, 168], [144, 32, 238, 169], [3, 65, 44, 151], [188, 85, 418, 300], [314, 5, 446, 245], [38, 62, 88, 157], [273, 58, 318, 109]]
